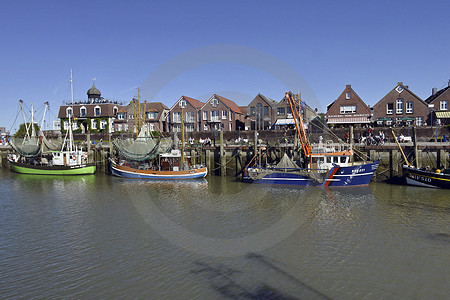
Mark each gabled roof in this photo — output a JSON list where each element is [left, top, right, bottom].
[[374, 82, 427, 108], [203, 94, 244, 114], [425, 85, 450, 104], [170, 96, 204, 111], [257, 93, 278, 108]]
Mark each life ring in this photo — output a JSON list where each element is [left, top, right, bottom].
[[72, 156, 76, 161], [84, 153, 88, 159]]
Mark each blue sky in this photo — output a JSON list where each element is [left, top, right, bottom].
[[1, 0, 449, 132]]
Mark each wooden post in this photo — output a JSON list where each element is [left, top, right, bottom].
[[389, 149, 393, 179], [220, 130, 226, 176], [412, 126, 419, 168]]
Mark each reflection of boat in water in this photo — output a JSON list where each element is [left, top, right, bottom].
[[110, 92, 207, 180], [244, 92, 379, 187], [9, 72, 96, 176], [391, 129, 450, 189]]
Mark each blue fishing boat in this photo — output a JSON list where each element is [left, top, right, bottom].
[[244, 92, 379, 187]]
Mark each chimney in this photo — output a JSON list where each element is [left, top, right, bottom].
[[397, 82, 403, 86], [432, 87, 438, 95], [448, 79, 450, 87], [346, 84, 351, 88]]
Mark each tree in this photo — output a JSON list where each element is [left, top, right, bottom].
[[14, 123, 40, 138]]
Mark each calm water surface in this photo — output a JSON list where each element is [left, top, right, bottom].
[[0, 168, 449, 299]]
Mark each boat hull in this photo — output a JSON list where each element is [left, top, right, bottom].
[[403, 165, 450, 189], [9, 159, 96, 175], [244, 161, 380, 187], [110, 160, 208, 180]]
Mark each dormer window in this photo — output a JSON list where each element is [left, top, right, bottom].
[[66, 107, 73, 118], [94, 106, 101, 117], [113, 106, 118, 116], [80, 106, 86, 117]]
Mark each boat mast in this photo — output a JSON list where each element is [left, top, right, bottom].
[[68, 69, 74, 152], [391, 129, 411, 167], [181, 105, 185, 167]]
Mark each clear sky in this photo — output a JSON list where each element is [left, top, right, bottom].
[[1, 0, 449, 132]]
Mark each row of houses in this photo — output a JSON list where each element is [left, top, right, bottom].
[[57, 80, 450, 134]]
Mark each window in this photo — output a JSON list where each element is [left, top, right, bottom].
[[264, 106, 269, 116], [91, 119, 97, 129], [203, 111, 208, 120], [64, 120, 69, 130], [185, 111, 195, 123], [277, 107, 285, 115], [250, 106, 255, 116], [406, 102, 414, 114], [125, 124, 128, 131], [346, 92, 351, 100], [340, 105, 356, 114], [387, 103, 394, 114], [80, 107, 86, 117], [416, 117, 424, 126], [286, 106, 292, 115], [118, 124, 122, 131], [66, 107, 73, 118], [100, 119, 107, 130], [186, 124, 194, 132], [211, 110, 219, 121], [222, 110, 227, 120], [180, 99, 186, 108], [116, 112, 126, 120], [94, 106, 101, 116], [150, 124, 155, 131], [203, 124, 208, 131], [145, 111, 154, 119], [129, 114, 134, 120], [230, 111, 232, 120], [172, 124, 181, 132], [172, 112, 181, 123], [211, 98, 219, 107], [440, 100, 448, 110], [113, 106, 118, 116], [396, 99, 403, 114]]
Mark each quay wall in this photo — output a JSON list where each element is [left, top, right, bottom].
[[1, 126, 449, 182]]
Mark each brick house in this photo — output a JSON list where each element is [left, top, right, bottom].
[[244, 93, 278, 130], [425, 82, 450, 125], [373, 82, 428, 127], [325, 85, 371, 127], [58, 84, 121, 134], [113, 99, 169, 133], [169, 96, 204, 133], [199, 94, 245, 131], [274, 92, 316, 129]]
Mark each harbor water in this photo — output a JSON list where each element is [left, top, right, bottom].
[[0, 168, 449, 299]]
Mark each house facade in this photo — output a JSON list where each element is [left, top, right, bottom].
[[274, 92, 316, 129], [114, 100, 169, 133], [169, 96, 204, 133], [199, 94, 245, 132], [372, 82, 428, 127], [244, 93, 278, 130], [325, 85, 371, 127], [425, 83, 450, 126], [58, 84, 121, 134]]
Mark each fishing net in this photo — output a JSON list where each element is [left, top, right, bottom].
[[113, 125, 173, 161], [9, 137, 41, 158]]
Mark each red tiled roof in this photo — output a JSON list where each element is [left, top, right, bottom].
[[183, 96, 204, 109], [214, 94, 244, 114]]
